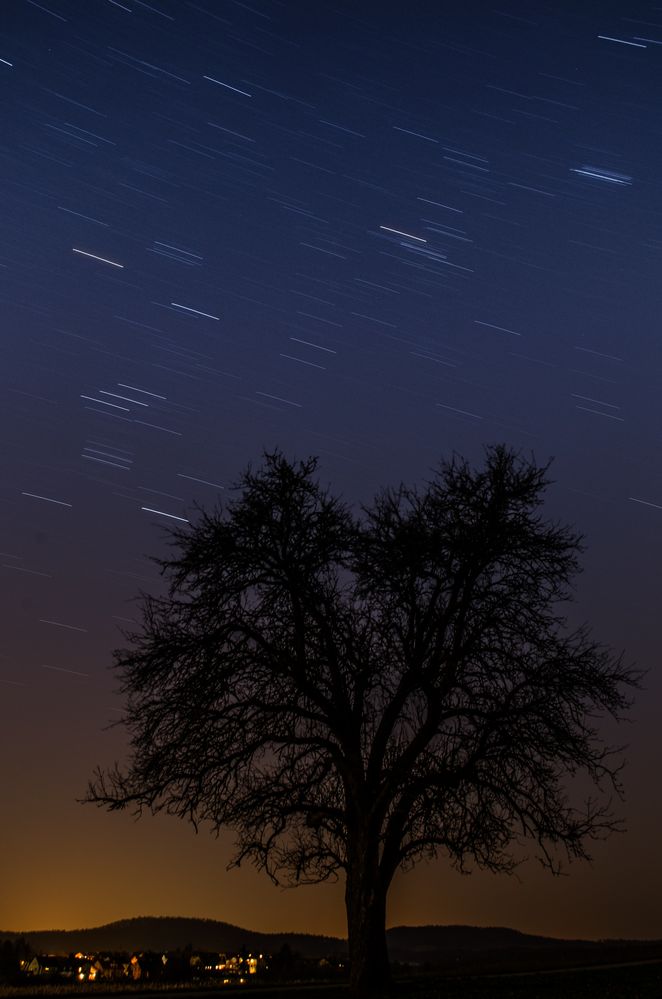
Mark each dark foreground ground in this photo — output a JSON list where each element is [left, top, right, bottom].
[[3, 961, 662, 999]]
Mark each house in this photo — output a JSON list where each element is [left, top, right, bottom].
[[129, 951, 168, 980], [25, 954, 76, 979], [89, 954, 128, 981]]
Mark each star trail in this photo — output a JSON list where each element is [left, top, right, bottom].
[[1, 0, 661, 942]]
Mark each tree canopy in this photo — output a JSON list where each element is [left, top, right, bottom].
[[88, 446, 637, 997]]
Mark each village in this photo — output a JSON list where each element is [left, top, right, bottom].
[[23, 949, 266, 985], [16, 945, 344, 987]]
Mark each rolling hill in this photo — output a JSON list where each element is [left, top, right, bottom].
[[2, 916, 662, 970]]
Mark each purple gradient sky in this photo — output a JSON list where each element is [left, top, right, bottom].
[[1, 0, 661, 939]]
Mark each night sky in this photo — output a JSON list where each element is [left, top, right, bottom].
[[1, 0, 661, 941]]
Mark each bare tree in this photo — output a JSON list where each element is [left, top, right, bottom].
[[87, 447, 637, 997]]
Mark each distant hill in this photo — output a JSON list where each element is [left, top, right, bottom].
[[0, 916, 344, 959], [2, 916, 662, 970], [384, 924, 662, 971]]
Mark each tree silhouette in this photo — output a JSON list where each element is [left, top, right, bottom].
[[0, 938, 31, 984], [87, 446, 637, 997]]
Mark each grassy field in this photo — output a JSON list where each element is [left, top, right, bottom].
[[397, 960, 662, 998], [2, 962, 662, 999]]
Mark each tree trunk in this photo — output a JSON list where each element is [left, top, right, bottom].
[[346, 854, 391, 998]]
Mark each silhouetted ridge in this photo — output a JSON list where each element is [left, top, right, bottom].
[[387, 924, 559, 951], [0, 915, 345, 957], [2, 917, 661, 966]]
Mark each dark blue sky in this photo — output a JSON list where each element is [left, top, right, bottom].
[[1, 0, 660, 939]]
